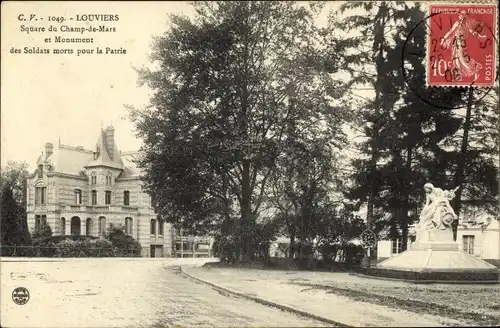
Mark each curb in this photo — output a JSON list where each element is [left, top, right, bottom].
[[350, 272, 500, 285], [180, 266, 348, 327]]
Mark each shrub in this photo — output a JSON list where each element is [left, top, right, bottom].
[[105, 224, 142, 257], [213, 234, 237, 263], [54, 238, 115, 257]]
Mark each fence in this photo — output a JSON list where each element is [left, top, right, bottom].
[[0, 245, 141, 258]]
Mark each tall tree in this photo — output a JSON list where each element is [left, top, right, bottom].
[[377, 4, 466, 248], [0, 186, 31, 253], [334, 1, 409, 240], [1, 161, 29, 210], [336, 2, 478, 250], [1, 161, 31, 249], [448, 87, 499, 229], [130, 1, 349, 261], [268, 127, 346, 259]]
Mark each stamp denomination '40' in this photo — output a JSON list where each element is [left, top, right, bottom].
[[427, 4, 497, 87]]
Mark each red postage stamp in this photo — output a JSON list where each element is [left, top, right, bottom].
[[426, 3, 497, 87]]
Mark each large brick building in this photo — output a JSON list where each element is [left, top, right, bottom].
[[26, 125, 212, 257]]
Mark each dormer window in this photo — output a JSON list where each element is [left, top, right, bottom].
[[91, 172, 97, 185], [93, 145, 100, 160], [38, 165, 43, 178]]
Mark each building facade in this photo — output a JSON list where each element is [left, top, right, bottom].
[[26, 126, 213, 258]]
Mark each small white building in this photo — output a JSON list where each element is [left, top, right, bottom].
[[377, 218, 500, 266]]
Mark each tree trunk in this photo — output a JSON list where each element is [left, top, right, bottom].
[[288, 223, 295, 259], [241, 159, 252, 261], [401, 146, 413, 251], [452, 88, 473, 240], [365, 16, 386, 234]]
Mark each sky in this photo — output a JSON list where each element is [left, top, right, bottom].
[[1, 1, 195, 169], [1, 1, 367, 171]]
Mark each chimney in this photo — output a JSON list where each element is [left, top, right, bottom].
[[105, 126, 115, 160], [45, 142, 54, 158]]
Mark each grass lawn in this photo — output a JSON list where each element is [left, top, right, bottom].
[[292, 280, 500, 326]]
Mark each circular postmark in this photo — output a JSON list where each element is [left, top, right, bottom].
[[12, 287, 30, 305], [402, 5, 498, 110]]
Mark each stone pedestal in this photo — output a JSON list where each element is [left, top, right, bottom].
[[367, 227, 499, 283], [411, 241, 458, 251], [418, 228, 454, 243]]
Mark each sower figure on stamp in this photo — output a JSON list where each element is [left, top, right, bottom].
[[414, 183, 459, 242], [440, 10, 487, 82]]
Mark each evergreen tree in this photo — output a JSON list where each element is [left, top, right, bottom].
[[1, 186, 31, 254], [336, 2, 487, 249], [448, 87, 499, 228], [334, 1, 410, 238], [377, 4, 465, 248], [1, 161, 30, 240]]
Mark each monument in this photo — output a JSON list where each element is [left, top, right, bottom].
[[362, 183, 499, 283]]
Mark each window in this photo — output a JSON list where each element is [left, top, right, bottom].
[[125, 217, 133, 235], [41, 187, 46, 205], [91, 190, 97, 205], [74, 189, 82, 204], [70, 217, 81, 236], [98, 217, 106, 236], [60, 218, 66, 235], [36, 215, 47, 232], [106, 172, 112, 186], [463, 235, 475, 255], [123, 191, 130, 206], [35, 187, 47, 205], [150, 219, 156, 235], [392, 239, 402, 255], [91, 172, 97, 185], [35, 188, 40, 205], [38, 165, 43, 178], [35, 215, 41, 232], [158, 220, 164, 235], [105, 191, 111, 205]]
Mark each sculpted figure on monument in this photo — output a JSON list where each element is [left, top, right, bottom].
[[414, 183, 459, 242]]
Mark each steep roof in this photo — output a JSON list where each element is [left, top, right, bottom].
[[47, 145, 93, 175], [36, 126, 133, 176], [120, 151, 143, 178], [85, 127, 124, 170]]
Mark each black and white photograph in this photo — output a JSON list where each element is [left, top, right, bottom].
[[1, 1, 499, 327]]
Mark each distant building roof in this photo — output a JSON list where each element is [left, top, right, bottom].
[[85, 126, 124, 170], [120, 151, 143, 178], [33, 126, 143, 178], [46, 144, 93, 175]]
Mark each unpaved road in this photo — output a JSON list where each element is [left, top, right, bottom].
[[1, 259, 327, 327]]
